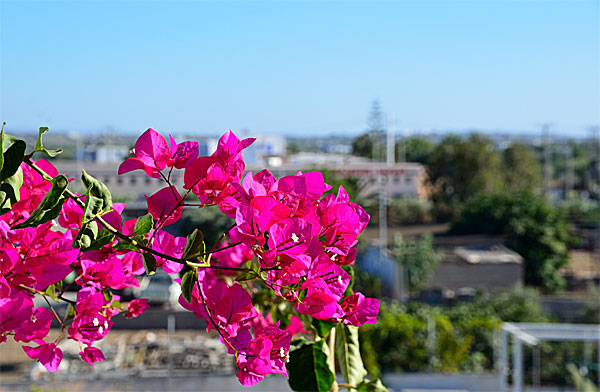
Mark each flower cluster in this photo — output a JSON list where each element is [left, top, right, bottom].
[[0, 128, 379, 386]]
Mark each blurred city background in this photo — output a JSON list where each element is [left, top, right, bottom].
[[1, 1, 599, 391]]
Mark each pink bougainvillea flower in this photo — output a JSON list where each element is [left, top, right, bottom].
[[79, 346, 105, 368], [0, 290, 33, 334], [79, 256, 126, 290], [340, 292, 380, 326], [236, 325, 291, 386], [151, 230, 186, 274], [145, 186, 183, 226], [14, 307, 53, 342], [284, 315, 308, 336], [126, 299, 149, 319], [294, 277, 343, 320], [184, 131, 255, 206], [118, 128, 171, 178], [23, 341, 63, 372], [168, 135, 199, 169]]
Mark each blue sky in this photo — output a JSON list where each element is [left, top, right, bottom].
[[0, 0, 598, 137]]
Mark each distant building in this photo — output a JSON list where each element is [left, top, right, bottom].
[[253, 159, 429, 201], [426, 243, 523, 293], [76, 145, 129, 164]]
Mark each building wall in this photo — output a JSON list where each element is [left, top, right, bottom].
[[427, 263, 523, 292]]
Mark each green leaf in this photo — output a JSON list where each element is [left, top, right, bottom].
[[182, 229, 205, 260], [114, 241, 138, 252], [142, 252, 157, 275], [287, 338, 335, 392], [109, 300, 122, 309], [73, 220, 99, 249], [356, 378, 389, 392], [0, 130, 26, 182], [33, 127, 63, 157], [335, 324, 368, 387], [133, 213, 154, 235], [82, 228, 114, 251], [12, 174, 68, 229], [82, 194, 103, 223], [180, 268, 198, 303], [102, 289, 113, 302], [0, 166, 23, 215], [235, 270, 257, 282], [312, 318, 336, 338], [81, 170, 112, 212]]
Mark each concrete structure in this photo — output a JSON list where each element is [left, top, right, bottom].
[[499, 322, 600, 392], [426, 244, 523, 293], [250, 160, 429, 201]]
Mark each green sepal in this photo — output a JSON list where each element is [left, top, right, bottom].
[[180, 268, 198, 303], [12, 174, 68, 229], [142, 252, 157, 275], [64, 304, 76, 322], [133, 213, 154, 235], [33, 127, 63, 157], [335, 324, 368, 387], [182, 229, 205, 260], [45, 284, 58, 301], [287, 338, 335, 392]]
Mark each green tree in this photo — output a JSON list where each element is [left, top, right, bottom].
[[451, 191, 571, 292], [394, 234, 441, 292], [427, 134, 504, 221], [396, 136, 435, 164], [502, 142, 542, 192], [352, 130, 385, 159]]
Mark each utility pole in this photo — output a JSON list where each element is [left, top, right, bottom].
[[565, 144, 574, 199], [387, 114, 394, 166], [542, 123, 553, 196]]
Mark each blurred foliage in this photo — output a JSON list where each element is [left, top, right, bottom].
[[502, 142, 542, 192], [427, 134, 504, 221], [320, 169, 362, 202], [568, 363, 599, 392], [451, 191, 571, 292], [559, 196, 600, 226], [394, 234, 441, 292], [352, 130, 385, 160], [395, 136, 435, 164], [548, 140, 600, 197], [359, 286, 551, 378], [354, 267, 386, 299], [365, 198, 433, 227]]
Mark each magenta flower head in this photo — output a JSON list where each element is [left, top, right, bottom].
[[118, 128, 171, 178], [23, 341, 63, 372], [126, 299, 149, 319], [79, 346, 105, 368]]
